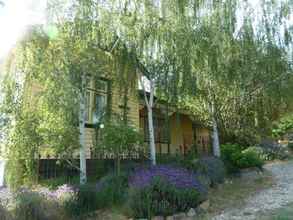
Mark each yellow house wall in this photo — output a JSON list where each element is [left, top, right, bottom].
[[169, 114, 194, 154], [169, 114, 210, 155], [29, 79, 209, 158], [111, 81, 140, 129], [195, 127, 211, 155], [28, 76, 140, 159], [170, 114, 183, 154], [86, 81, 140, 158]]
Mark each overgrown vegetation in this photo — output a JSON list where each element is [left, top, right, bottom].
[[1, 0, 292, 187]]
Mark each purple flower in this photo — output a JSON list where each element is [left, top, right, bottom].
[[129, 165, 206, 194], [35, 184, 76, 201], [54, 184, 75, 200]]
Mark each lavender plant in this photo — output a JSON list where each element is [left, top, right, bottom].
[[127, 165, 207, 218], [129, 165, 206, 193]]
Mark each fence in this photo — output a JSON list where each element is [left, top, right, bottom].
[[38, 158, 147, 180]]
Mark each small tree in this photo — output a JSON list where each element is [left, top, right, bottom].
[[99, 119, 143, 176]]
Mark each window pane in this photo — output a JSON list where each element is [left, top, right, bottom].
[[85, 91, 90, 122], [142, 116, 169, 143], [93, 94, 106, 123]]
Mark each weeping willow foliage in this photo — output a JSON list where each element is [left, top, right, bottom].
[[1, 0, 292, 186], [182, 0, 293, 145]]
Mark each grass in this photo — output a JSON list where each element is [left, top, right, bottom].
[[200, 170, 274, 219], [256, 203, 293, 220]]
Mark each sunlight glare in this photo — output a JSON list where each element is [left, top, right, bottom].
[[0, 0, 46, 59]]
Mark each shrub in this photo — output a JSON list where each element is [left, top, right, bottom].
[[63, 184, 98, 217], [99, 120, 143, 175], [127, 165, 207, 218], [259, 139, 290, 160], [96, 173, 128, 208], [221, 144, 264, 172], [221, 143, 243, 173], [13, 189, 61, 220], [194, 157, 226, 186], [64, 173, 129, 217], [235, 149, 264, 169]]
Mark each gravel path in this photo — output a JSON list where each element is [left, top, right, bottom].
[[212, 161, 293, 220]]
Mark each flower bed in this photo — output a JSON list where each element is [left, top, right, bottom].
[[127, 165, 207, 218], [129, 165, 206, 191]]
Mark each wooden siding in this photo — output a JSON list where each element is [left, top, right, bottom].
[[28, 77, 209, 159], [140, 109, 211, 156], [111, 81, 140, 129]]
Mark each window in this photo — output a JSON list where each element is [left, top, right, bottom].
[[141, 114, 169, 143], [85, 78, 108, 124], [85, 91, 91, 122], [93, 93, 107, 123]]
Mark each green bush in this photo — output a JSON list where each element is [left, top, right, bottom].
[[99, 120, 143, 175], [13, 189, 61, 220], [194, 157, 226, 187], [127, 177, 202, 218], [235, 150, 264, 169], [221, 144, 264, 172], [221, 143, 243, 173]]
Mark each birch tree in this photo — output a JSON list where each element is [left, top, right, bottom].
[[79, 74, 87, 184]]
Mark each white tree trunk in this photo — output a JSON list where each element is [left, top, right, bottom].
[[148, 79, 156, 165], [0, 160, 5, 187], [138, 72, 156, 165], [147, 105, 156, 165], [79, 75, 87, 184], [208, 98, 221, 157], [212, 115, 221, 157]]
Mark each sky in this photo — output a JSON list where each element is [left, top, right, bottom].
[[0, 0, 46, 59]]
